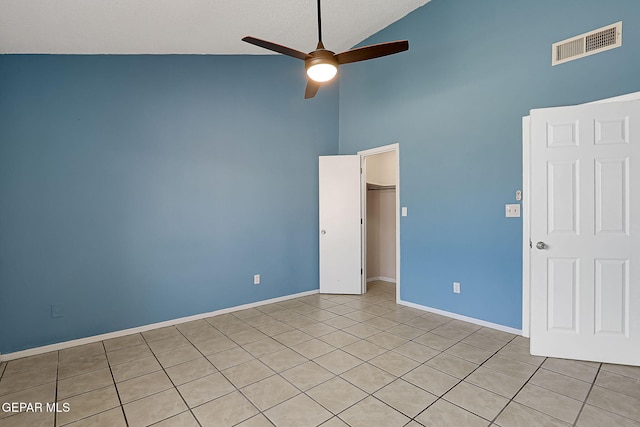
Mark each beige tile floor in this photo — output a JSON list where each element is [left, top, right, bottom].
[[1, 281, 639, 427]]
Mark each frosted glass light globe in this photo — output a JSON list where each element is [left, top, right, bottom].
[[306, 63, 337, 82]]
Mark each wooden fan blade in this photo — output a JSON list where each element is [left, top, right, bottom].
[[335, 40, 409, 65], [242, 36, 308, 60], [304, 80, 321, 99]]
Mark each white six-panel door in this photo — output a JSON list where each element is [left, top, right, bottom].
[[530, 100, 640, 365], [319, 155, 362, 294]]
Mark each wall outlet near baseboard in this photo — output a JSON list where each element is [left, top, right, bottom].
[[453, 282, 461, 294], [51, 304, 63, 318], [253, 274, 260, 285]]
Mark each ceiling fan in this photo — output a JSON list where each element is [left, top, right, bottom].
[[242, 0, 409, 99]]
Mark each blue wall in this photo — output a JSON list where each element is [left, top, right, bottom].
[[0, 55, 339, 353], [339, 0, 640, 328], [3, 0, 640, 354]]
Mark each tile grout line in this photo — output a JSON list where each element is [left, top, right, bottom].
[[572, 363, 602, 427], [291, 299, 502, 425], [487, 357, 547, 426], [179, 316, 327, 425], [273, 291, 400, 425], [370, 299, 515, 423], [127, 297, 423, 427], [102, 340, 131, 427], [408, 330, 516, 425], [53, 350, 60, 427], [267, 306, 401, 422], [202, 303, 347, 426], [244, 310, 373, 421], [79, 302, 539, 426], [106, 331, 208, 425], [307, 295, 509, 425], [224, 290, 398, 425], [143, 326, 207, 427], [59, 343, 133, 426]]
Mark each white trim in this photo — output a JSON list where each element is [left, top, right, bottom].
[[0, 290, 318, 362], [366, 277, 396, 283], [398, 299, 522, 336], [357, 143, 400, 303], [522, 116, 531, 338], [521, 90, 640, 338], [360, 154, 368, 295]]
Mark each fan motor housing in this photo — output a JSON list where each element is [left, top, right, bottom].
[[305, 49, 338, 71]]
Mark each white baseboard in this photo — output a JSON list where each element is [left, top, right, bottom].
[[366, 277, 396, 283], [0, 289, 319, 362], [398, 299, 522, 336]]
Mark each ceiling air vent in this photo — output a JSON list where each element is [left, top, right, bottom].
[[552, 21, 622, 66]]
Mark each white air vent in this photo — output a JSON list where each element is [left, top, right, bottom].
[[552, 22, 622, 66]]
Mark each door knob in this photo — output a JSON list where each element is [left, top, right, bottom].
[[321, 230, 326, 235], [536, 241, 547, 250]]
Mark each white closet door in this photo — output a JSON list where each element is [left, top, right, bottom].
[[319, 155, 362, 294]]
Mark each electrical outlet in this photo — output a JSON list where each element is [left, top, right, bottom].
[[51, 304, 63, 318], [453, 282, 461, 294], [505, 204, 521, 218], [253, 274, 260, 285]]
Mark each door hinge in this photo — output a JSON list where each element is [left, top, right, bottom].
[[361, 268, 363, 275], [360, 167, 363, 174], [529, 240, 533, 248], [361, 218, 363, 225]]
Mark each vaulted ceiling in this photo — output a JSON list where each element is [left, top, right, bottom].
[[0, 0, 430, 55]]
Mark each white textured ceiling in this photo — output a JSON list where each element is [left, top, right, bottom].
[[0, 0, 430, 55]]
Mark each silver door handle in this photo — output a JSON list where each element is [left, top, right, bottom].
[[321, 230, 326, 235], [536, 241, 547, 250]]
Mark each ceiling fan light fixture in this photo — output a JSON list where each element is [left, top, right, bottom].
[[306, 62, 337, 82], [305, 50, 338, 83], [241, 0, 408, 98]]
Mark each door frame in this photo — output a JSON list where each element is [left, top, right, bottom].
[[358, 143, 400, 301], [522, 91, 640, 338]]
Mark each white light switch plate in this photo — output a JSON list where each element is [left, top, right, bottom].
[[401, 207, 407, 217], [505, 204, 521, 218]]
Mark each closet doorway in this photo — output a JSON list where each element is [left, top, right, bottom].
[[360, 144, 399, 300]]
